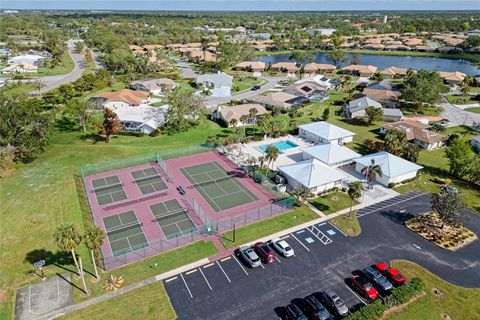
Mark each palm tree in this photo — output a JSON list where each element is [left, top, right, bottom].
[[293, 185, 311, 207], [265, 145, 279, 169], [54, 224, 82, 275], [229, 118, 238, 128], [364, 159, 383, 188], [347, 181, 363, 217], [83, 225, 105, 281], [403, 144, 420, 163], [200, 37, 209, 62], [103, 275, 125, 292], [248, 108, 258, 124]]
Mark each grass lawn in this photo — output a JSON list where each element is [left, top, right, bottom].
[[220, 206, 319, 249], [0, 119, 228, 319], [31, 51, 75, 77], [465, 107, 480, 114], [446, 95, 477, 105], [309, 192, 358, 215], [1, 83, 36, 97], [329, 213, 361, 237], [389, 260, 480, 320], [64, 281, 175, 320], [232, 77, 263, 93]]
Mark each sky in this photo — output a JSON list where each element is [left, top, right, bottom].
[[1, 0, 479, 11]]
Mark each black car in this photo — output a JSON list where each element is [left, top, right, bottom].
[[286, 303, 308, 320], [251, 85, 261, 91], [303, 295, 332, 320]]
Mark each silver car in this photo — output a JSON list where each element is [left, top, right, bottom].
[[239, 246, 261, 268], [363, 266, 393, 292], [323, 289, 349, 317], [271, 237, 294, 257]]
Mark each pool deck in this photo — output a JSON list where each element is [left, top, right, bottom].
[[239, 135, 313, 170]]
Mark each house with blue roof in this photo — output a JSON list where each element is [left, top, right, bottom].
[[354, 152, 423, 186]]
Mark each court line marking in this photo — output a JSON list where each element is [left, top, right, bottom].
[[216, 261, 231, 283], [198, 267, 213, 291], [185, 269, 197, 275], [327, 221, 348, 237], [345, 285, 367, 306], [290, 233, 310, 252], [165, 276, 177, 283], [180, 273, 193, 299], [221, 256, 231, 262], [232, 254, 249, 275], [203, 263, 214, 268]]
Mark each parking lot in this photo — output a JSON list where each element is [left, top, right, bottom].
[[164, 192, 480, 319]]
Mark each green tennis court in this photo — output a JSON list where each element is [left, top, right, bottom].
[[150, 199, 196, 239], [180, 161, 258, 212], [131, 168, 168, 195], [103, 211, 148, 257], [92, 175, 127, 205]]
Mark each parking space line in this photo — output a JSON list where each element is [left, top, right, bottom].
[[185, 269, 197, 275], [317, 222, 326, 227], [357, 192, 428, 218], [165, 276, 177, 283], [198, 267, 213, 291], [260, 263, 265, 269], [274, 256, 281, 263], [308, 225, 332, 245], [344, 285, 367, 306], [327, 221, 348, 237], [290, 233, 310, 252], [180, 273, 193, 299], [221, 256, 231, 262], [216, 261, 231, 283], [203, 263, 214, 268], [232, 254, 249, 275], [280, 235, 290, 239], [307, 226, 322, 242]]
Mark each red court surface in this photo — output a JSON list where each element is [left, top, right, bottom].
[[83, 151, 277, 268]]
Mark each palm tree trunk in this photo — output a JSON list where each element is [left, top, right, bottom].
[[349, 198, 354, 218], [91, 249, 99, 280], [79, 257, 89, 295], [71, 248, 80, 275]]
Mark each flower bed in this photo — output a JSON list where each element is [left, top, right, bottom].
[[405, 212, 477, 251]]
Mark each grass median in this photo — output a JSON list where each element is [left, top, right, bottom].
[[220, 206, 319, 249], [329, 212, 361, 237]]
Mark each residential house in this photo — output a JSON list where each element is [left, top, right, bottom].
[[130, 78, 177, 95], [93, 89, 150, 108], [344, 96, 382, 119], [8, 54, 46, 66], [302, 63, 336, 75], [438, 71, 467, 86], [189, 50, 216, 62], [341, 65, 377, 77], [21, 49, 52, 58], [196, 72, 233, 97], [301, 143, 361, 167], [306, 28, 337, 36], [283, 81, 329, 102], [471, 136, 480, 153], [1, 63, 38, 74], [249, 92, 309, 110], [381, 66, 411, 78], [212, 103, 268, 127], [362, 43, 385, 50], [362, 88, 401, 108], [296, 75, 340, 90], [354, 152, 423, 187], [299, 121, 356, 145], [380, 120, 445, 150], [278, 159, 347, 195], [248, 33, 272, 41], [111, 105, 168, 134], [235, 61, 266, 76], [270, 62, 299, 77], [365, 80, 402, 92]]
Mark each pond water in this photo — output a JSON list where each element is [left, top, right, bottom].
[[254, 52, 480, 75]]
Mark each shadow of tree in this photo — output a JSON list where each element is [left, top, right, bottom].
[[310, 201, 331, 213], [379, 210, 416, 225], [55, 116, 78, 132], [24, 248, 76, 274]]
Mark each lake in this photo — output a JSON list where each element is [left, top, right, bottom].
[[254, 52, 480, 75]]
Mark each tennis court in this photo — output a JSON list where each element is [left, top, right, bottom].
[[92, 175, 128, 206], [180, 161, 258, 212], [131, 168, 168, 195], [103, 211, 149, 257], [150, 199, 197, 239]]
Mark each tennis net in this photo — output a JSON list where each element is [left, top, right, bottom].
[[93, 182, 124, 193], [153, 208, 187, 221], [107, 221, 143, 235], [190, 173, 239, 188], [134, 174, 163, 184]]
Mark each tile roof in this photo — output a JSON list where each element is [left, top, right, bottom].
[[95, 89, 150, 106]]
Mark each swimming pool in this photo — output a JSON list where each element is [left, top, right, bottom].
[[255, 140, 299, 154]]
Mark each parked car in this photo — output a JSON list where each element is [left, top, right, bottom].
[[239, 246, 261, 268], [352, 275, 379, 300], [254, 242, 275, 263], [375, 262, 406, 286], [286, 303, 308, 320], [251, 85, 261, 91], [322, 289, 349, 317], [363, 266, 393, 293], [271, 237, 294, 257], [303, 295, 332, 320]]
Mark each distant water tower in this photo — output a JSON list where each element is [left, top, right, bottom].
[[383, 15, 388, 24]]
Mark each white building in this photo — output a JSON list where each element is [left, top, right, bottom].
[[278, 159, 347, 195], [112, 105, 168, 134], [196, 72, 233, 97], [354, 152, 423, 187], [8, 54, 45, 66], [299, 122, 356, 145], [301, 143, 361, 168]]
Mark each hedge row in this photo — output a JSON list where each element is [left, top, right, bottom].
[[345, 278, 423, 320]]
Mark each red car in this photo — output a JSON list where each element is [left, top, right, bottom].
[[375, 262, 406, 286], [254, 242, 275, 263], [352, 275, 378, 300]]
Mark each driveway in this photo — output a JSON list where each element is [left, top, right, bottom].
[[440, 98, 480, 127], [164, 192, 480, 319]]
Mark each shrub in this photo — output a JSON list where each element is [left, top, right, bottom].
[[251, 170, 265, 183], [345, 300, 387, 320]]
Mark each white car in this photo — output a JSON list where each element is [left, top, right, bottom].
[[271, 237, 294, 257]]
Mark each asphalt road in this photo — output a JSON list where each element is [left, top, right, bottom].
[[164, 192, 480, 320]]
